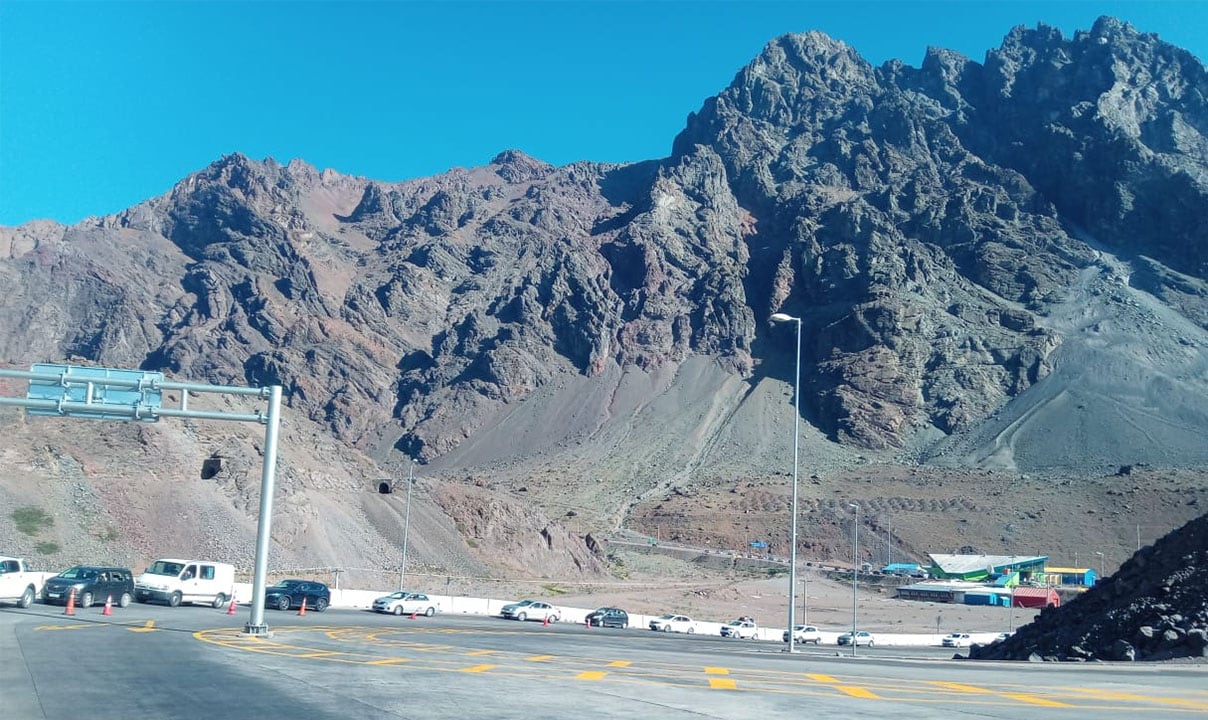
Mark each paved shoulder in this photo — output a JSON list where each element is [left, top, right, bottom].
[[0, 616, 45, 719]]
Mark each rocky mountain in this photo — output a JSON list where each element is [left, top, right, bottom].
[[3, 17, 1208, 584]]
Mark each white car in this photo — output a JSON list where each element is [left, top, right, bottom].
[[372, 591, 439, 616], [501, 599, 560, 622], [649, 614, 695, 633], [837, 630, 875, 647], [942, 632, 972, 648], [783, 624, 822, 644], [720, 619, 758, 639]]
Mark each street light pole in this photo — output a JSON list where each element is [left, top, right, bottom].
[[399, 459, 416, 591], [1095, 551, 1105, 582], [850, 502, 860, 657], [770, 312, 802, 653]]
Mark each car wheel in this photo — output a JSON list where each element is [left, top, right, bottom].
[[314, 597, 329, 612], [516, 612, 527, 622], [212, 593, 227, 609], [169, 591, 182, 608], [276, 596, 291, 611], [119, 592, 132, 608], [425, 606, 435, 617], [662, 625, 670, 632], [18, 587, 34, 609], [687, 627, 695, 634], [80, 592, 94, 609], [393, 605, 404, 616]]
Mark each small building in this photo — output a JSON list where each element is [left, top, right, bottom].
[[1009, 585, 1061, 608], [1041, 567, 1098, 587], [882, 562, 923, 576], [927, 554, 1047, 583], [895, 580, 985, 603]]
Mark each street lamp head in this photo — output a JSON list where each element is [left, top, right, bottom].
[[770, 313, 800, 324], [849, 503, 859, 511]]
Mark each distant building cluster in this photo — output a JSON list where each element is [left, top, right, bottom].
[[892, 554, 1099, 608]]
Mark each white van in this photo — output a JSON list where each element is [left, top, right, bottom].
[[135, 559, 235, 608]]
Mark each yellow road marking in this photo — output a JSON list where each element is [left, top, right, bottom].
[[296, 651, 342, 658], [705, 666, 729, 675], [1001, 693, 1070, 707], [35, 624, 93, 631], [836, 685, 879, 699], [577, 671, 607, 680], [128, 620, 157, 633], [807, 673, 839, 683], [607, 660, 631, 668], [460, 664, 497, 673], [367, 658, 410, 666], [466, 650, 497, 656], [708, 678, 737, 690], [928, 681, 994, 694], [1061, 688, 1208, 710], [527, 654, 554, 662]]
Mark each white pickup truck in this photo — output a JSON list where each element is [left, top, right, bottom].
[[0, 556, 44, 608]]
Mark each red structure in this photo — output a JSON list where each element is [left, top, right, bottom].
[[1011, 586, 1061, 608]]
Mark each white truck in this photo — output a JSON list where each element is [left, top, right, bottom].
[[0, 556, 44, 608], [135, 558, 235, 608]]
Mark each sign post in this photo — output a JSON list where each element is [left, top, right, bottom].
[[0, 364, 281, 636]]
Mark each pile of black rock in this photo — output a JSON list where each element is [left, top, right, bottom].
[[970, 513, 1208, 662]]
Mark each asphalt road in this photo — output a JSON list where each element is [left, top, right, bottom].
[[3, 601, 1206, 719]]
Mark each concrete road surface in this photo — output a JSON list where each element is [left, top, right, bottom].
[[2, 602, 1206, 719]]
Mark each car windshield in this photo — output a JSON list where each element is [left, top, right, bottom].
[[272, 580, 303, 588], [382, 592, 406, 599], [511, 600, 535, 607], [146, 561, 184, 576], [657, 614, 676, 620], [56, 566, 91, 579]]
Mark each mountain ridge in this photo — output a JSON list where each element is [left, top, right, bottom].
[[2, 16, 1207, 586]]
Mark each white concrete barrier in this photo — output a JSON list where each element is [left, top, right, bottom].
[[229, 582, 996, 647]]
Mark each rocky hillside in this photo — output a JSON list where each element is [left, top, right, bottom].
[[3, 17, 1208, 583]]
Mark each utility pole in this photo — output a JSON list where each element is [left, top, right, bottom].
[[399, 459, 415, 591]]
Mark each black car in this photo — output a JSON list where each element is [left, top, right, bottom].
[[42, 565, 135, 609], [263, 579, 330, 612], [585, 607, 629, 629]]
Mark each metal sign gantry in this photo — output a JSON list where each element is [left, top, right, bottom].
[[0, 364, 282, 636]]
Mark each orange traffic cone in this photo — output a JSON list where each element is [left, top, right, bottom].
[[102, 595, 113, 616], [585, 617, 591, 629], [297, 597, 307, 616], [64, 588, 76, 616], [409, 610, 417, 620], [542, 614, 550, 627], [226, 590, 237, 615]]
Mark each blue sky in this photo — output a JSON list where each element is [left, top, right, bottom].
[[1, 1, 1204, 226]]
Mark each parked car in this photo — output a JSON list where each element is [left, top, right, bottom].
[[649, 614, 695, 633], [41, 565, 135, 609], [0, 556, 43, 608], [501, 599, 560, 622], [720, 619, 758, 639], [783, 624, 822, 644], [263, 579, 330, 612], [372, 591, 439, 616], [585, 607, 629, 628], [942, 632, 972, 648], [837, 630, 875, 646]]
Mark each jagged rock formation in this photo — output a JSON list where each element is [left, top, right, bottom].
[[3, 17, 1208, 579], [970, 512, 1208, 661]]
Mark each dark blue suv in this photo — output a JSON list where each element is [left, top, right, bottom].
[[263, 579, 330, 611], [586, 607, 629, 628]]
